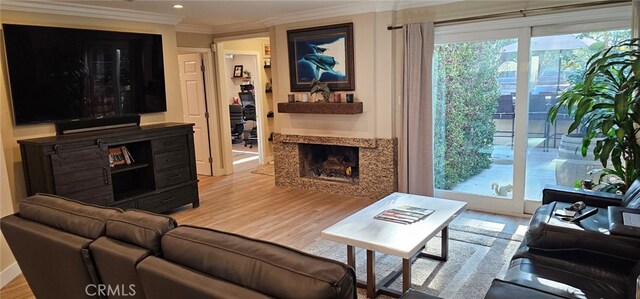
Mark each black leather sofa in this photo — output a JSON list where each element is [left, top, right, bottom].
[[485, 179, 640, 299], [2, 193, 438, 298]]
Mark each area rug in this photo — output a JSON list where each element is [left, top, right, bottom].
[[251, 163, 275, 176], [304, 223, 523, 299]]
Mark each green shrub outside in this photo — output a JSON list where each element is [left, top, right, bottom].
[[433, 42, 503, 190]]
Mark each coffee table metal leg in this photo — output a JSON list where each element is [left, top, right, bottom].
[[367, 250, 376, 298], [419, 226, 448, 261], [347, 245, 356, 269], [344, 246, 416, 298], [402, 258, 411, 293], [441, 226, 449, 261]]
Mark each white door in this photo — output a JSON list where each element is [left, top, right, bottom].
[[178, 53, 213, 175]]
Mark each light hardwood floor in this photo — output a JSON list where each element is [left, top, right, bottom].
[[0, 161, 530, 298]]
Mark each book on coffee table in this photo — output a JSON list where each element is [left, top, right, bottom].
[[374, 205, 434, 225]]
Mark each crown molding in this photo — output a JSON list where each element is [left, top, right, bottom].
[[395, 0, 463, 10], [209, 20, 270, 35], [206, 1, 397, 34], [252, 0, 459, 31], [0, 1, 183, 25], [261, 0, 460, 27], [175, 23, 216, 34], [262, 2, 393, 27]]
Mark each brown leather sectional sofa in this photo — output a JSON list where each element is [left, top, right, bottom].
[[1, 194, 357, 299]]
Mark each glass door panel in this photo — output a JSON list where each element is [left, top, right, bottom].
[[433, 38, 518, 199], [524, 29, 631, 200]]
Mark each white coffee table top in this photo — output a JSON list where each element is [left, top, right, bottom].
[[321, 192, 467, 259]]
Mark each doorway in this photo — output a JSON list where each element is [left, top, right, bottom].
[[178, 51, 214, 176], [211, 35, 274, 175], [224, 52, 262, 172]]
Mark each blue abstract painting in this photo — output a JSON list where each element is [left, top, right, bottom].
[[287, 23, 354, 91]]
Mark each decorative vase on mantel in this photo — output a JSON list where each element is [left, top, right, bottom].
[[309, 79, 330, 103]]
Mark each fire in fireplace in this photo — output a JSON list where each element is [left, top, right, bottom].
[[299, 144, 359, 182]]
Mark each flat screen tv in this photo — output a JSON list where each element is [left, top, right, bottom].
[[3, 24, 167, 125]]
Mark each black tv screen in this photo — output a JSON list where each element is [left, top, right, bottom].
[[3, 24, 167, 125]]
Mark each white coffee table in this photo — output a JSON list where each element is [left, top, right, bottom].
[[321, 192, 467, 298]]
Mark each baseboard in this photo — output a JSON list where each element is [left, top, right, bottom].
[[0, 262, 21, 288]]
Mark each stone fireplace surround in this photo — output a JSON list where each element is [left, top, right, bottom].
[[274, 133, 398, 198]]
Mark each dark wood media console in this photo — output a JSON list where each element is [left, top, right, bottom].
[[18, 123, 199, 213]]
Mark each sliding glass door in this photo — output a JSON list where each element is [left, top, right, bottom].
[[432, 29, 525, 214], [432, 8, 631, 214], [524, 29, 631, 201]]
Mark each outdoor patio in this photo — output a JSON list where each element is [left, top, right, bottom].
[[452, 142, 558, 200]]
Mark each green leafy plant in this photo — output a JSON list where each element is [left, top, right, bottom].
[[548, 38, 640, 193], [433, 41, 502, 189]]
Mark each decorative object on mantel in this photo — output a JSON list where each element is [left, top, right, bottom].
[[277, 102, 363, 114], [243, 70, 251, 77], [310, 79, 331, 102], [346, 93, 354, 103], [287, 23, 354, 92]]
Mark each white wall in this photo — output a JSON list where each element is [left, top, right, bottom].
[[225, 55, 257, 105], [225, 54, 258, 131], [0, 128, 18, 287], [273, 11, 395, 139]]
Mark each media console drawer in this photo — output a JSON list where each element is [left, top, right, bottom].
[[155, 166, 190, 189], [154, 148, 190, 171], [138, 185, 196, 213], [152, 135, 188, 153]]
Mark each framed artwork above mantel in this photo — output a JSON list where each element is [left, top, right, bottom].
[[287, 23, 355, 92]]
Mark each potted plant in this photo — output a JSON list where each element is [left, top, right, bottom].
[[548, 38, 639, 193]]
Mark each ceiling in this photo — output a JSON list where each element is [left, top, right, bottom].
[[3, 0, 459, 34]]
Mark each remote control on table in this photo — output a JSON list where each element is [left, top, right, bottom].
[[569, 208, 598, 223]]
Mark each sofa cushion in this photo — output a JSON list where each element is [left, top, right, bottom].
[[19, 193, 121, 239], [106, 209, 177, 256], [161, 225, 356, 299], [504, 258, 628, 298], [137, 256, 271, 299], [484, 279, 566, 299], [512, 244, 633, 288]]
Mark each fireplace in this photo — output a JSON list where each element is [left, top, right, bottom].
[[274, 134, 398, 198], [299, 144, 359, 183]]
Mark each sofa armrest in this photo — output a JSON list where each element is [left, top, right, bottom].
[[484, 279, 567, 299], [542, 184, 622, 208], [608, 206, 640, 238], [525, 202, 640, 260]]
